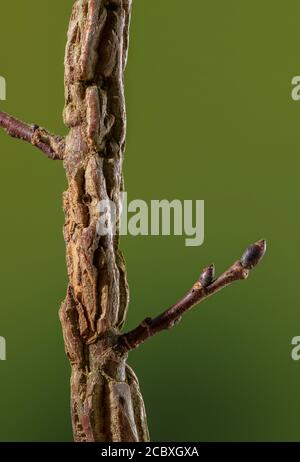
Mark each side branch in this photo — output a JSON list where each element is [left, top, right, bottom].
[[118, 240, 267, 352], [0, 111, 65, 160]]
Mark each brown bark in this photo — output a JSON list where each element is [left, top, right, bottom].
[[58, 0, 149, 442], [0, 0, 266, 443], [0, 112, 64, 159]]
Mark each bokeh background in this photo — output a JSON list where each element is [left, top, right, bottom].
[[0, 0, 299, 442]]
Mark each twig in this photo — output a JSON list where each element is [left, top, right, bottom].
[[0, 111, 65, 160], [118, 240, 267, 352]]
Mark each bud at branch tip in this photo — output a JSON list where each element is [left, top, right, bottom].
[[240, 239, 267, 270]]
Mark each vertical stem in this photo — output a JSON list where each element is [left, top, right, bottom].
[[59, 0, 149, 442]]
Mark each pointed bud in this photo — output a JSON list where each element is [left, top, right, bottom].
[[240, 239, 266, 270], [199, 264, 215, 288]]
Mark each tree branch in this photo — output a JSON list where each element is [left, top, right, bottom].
[[118, 240, 267, 352], [0, 111, 65, 160]]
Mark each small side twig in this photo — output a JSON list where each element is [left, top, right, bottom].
[[118, 240, 266, 352], [0, 111, 65, 160]]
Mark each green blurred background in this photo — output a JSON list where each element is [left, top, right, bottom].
[[0, 0, 299, 442]]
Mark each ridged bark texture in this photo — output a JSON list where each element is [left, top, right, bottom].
[[59, 0, 149, 442]]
